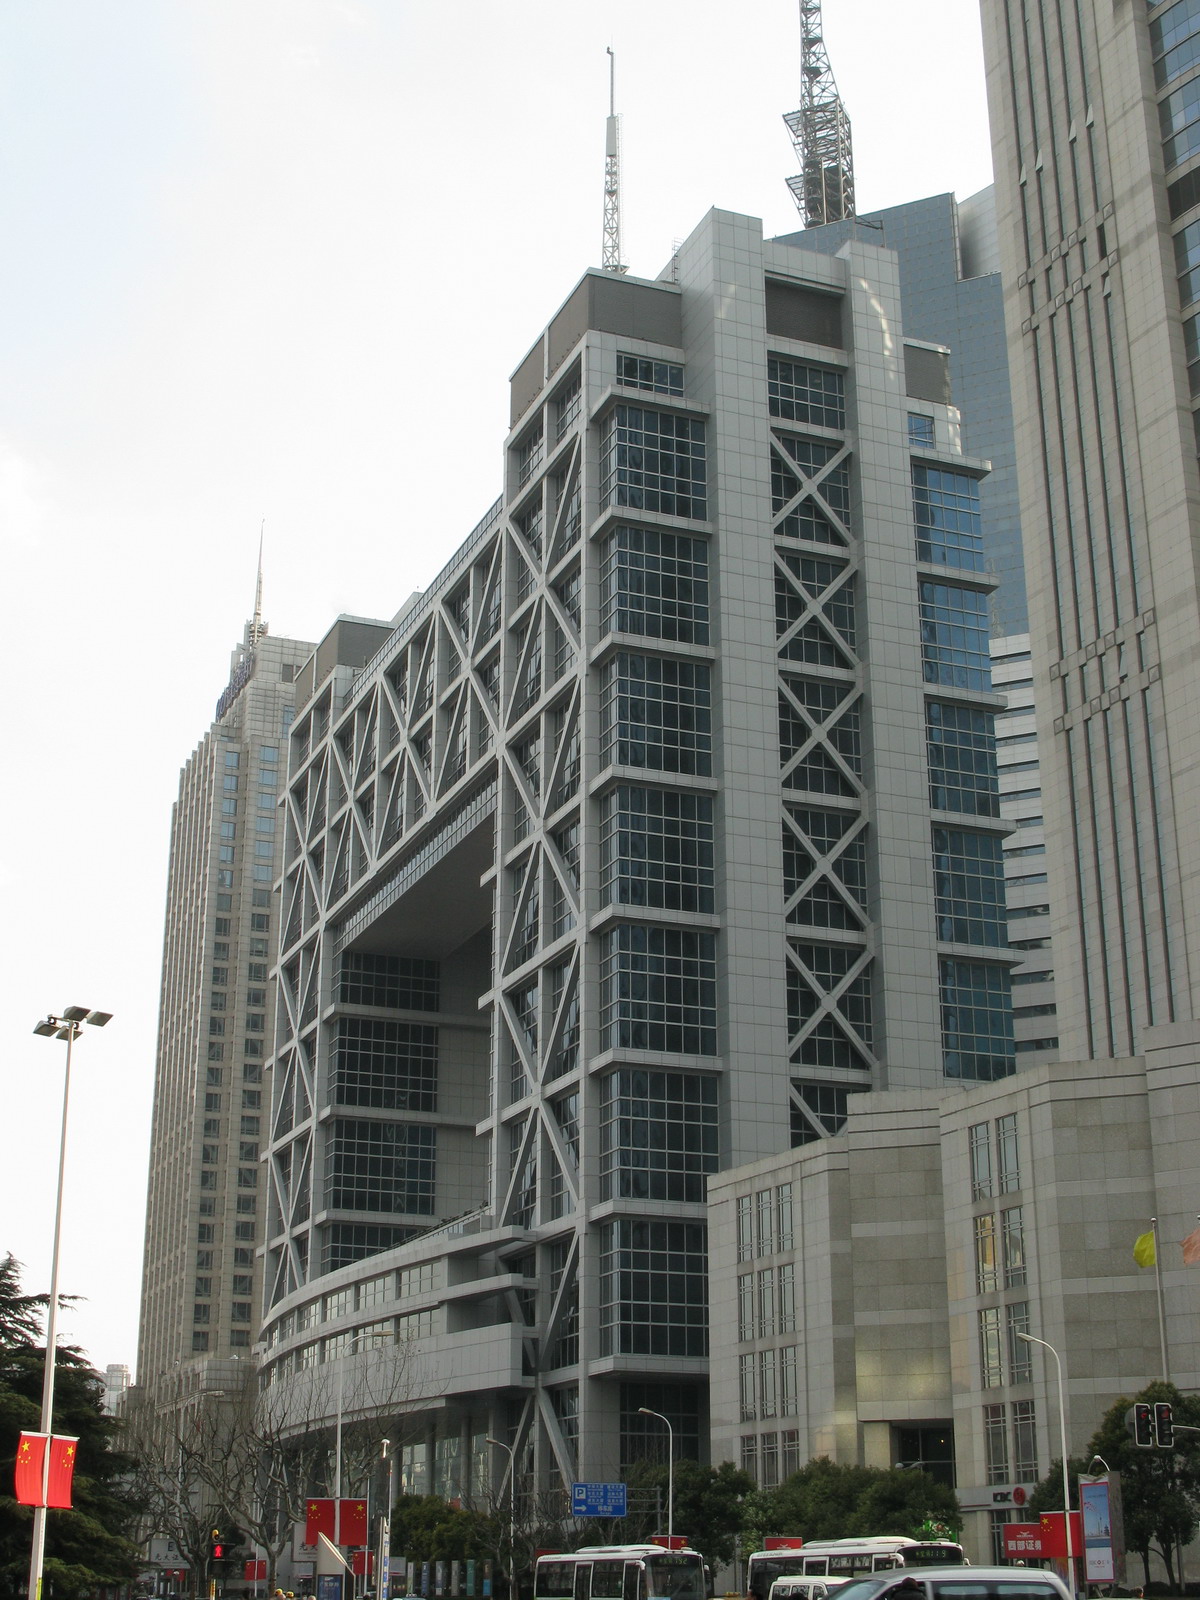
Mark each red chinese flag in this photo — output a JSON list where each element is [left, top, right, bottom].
[[338, 1499, 367, 1546], [46, 1435, 79, 1509], [14, 1433, 48, 1507], [351, 1552, 374, 1576], [305, 1498, 336, 1544]]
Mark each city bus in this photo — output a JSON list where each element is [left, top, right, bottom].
[[747, 1540, 966, 1600], [536, 1545, 708, 1600]]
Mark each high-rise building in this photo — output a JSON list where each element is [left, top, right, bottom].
[[258, 207, 1012, 1492], [979, 0, 1200, 1061], [137, 616, 314, 1391]]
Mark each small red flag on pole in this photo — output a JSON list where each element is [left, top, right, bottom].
[[46, 1436, 79, 1509], [14, 1433, 48, 1506], [305, 1498, 336, 1545], [338, 1499, 368, 1545]]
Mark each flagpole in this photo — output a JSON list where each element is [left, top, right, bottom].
[[28, 1018, 78, 1600], [1151, 1217, 1169, 1379]]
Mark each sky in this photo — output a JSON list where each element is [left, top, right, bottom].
[[0, 0, 995, 1378]]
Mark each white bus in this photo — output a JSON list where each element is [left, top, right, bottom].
[[747, 1541, 966, 1600], [535, 1545, 708, 1600]]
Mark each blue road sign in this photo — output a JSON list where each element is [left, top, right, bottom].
[[571, 1482, 627, 1518]]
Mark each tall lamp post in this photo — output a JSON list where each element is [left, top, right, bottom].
[[486, 1436, 517, 1595], [1016, 1333, 1074, 1593], [637, 1408, 674, 1541], [28, 1006, 111, 1600]]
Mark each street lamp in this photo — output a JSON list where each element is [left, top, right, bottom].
[[637, 1408, 674, 1541], [28, 1006, 111, 1600], [1016, 1333, 1074, 1592], [486, 1436, 517, 1593]]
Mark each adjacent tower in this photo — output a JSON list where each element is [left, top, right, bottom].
[[978, 0, 1200, 1060], [137, 612, 314, 1391]]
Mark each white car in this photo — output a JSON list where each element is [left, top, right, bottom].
[[822, 1569, 1073, 1600], [769, 1578, 850, 1600]]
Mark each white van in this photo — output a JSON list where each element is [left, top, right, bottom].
[[769, 1577, 850, 1600]]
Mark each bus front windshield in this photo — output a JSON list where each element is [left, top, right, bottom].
[[646, 1556, 705, 1600]]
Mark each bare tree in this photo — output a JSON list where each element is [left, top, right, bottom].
[[124, 1339, 438, 1596]]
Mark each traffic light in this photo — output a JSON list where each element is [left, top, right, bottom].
[[1156, 1402, 1175, 1448], [1129, 1402, 1154, 1447], [210, 1529, 225, 1562]]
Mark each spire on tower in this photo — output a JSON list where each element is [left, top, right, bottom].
[[248, 522, 268, 646], [783, 0, 855, 227], [602, 48, 627, 274]]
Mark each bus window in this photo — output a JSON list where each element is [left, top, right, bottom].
[[537, 1564, 574, 1600], [802, 1563, 829, 1578], [576, 1565, 591, 1600], [593, 1566, 624, 1600], [624, 1565, 645, 1600], [646, 1556, 705, 1600]]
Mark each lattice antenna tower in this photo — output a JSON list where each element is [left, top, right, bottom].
[[602, 47, 627, 273], [783, 0, 855, 227]]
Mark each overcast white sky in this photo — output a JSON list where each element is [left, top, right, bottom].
[[0, 1, 994, 1377]]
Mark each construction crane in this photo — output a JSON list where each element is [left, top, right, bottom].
[[783, 0, 855, 227], [602, 47, 627, 273]]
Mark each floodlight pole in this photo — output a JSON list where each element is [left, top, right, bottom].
[[27, 1008, 110, 1600], [1017, 1332, 1074, 1592], [637, 1408, 674, 1540]]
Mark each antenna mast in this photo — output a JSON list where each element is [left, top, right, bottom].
[[602, 48, 627, 273], [783, 0, 855, 227], [249, 521, 267, 646]]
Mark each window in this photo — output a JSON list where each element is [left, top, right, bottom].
[[324, 1120, 435, 1214], [599, 1218, 707, 1357], [617, 354, 684, 394], [194, 1276, 212, 1297], [193, 1304, 211, 1325], [777, 1186, 794, 1251], [237, 1167, 257, 1188], [516, 425, 543, 487], [783, 805, 866, 927], [600, 924, 718, 1054], [737, 1195, 754, 1263], [601, 786, 715, 913], [756, 1189, 774, 1256], [600, 1069, 718, 1202], [740, 1354, 756, 1421], [979, 1306, 1003, 1387], [600, 406, 707, 519], [205, 1093, 221, 1113], [997, 1113, 1020, 1191], [913, 464, 985, 570], [202, 1144, 218, 1165], [984, 1402, 1009, 1485], [332, 1018, 438, 1111], [1007, 1302, 1032, 1381], [973, 1125, 994, 1199], [1152, 0, 1200, 90], [242, 1089, 262, 1109], [337, 952, 439, 1009], [602, 653, 712, 775], [738, 1274, 754, 1341], [780, 1346, 798, 1414], [600, 526, 710, 643], [772, 435, 851, 543], [757, 1268, 775, 1338], [933, 827, 1008, 946], [239, 1140, 259, 1160], [779, 676, 861, 793], [555, 373, 582, 436], [768, 357, 845, 429], [920, 582, 992, 691], [788, 946, 873, 1071], [232, 1274, 254, 1295], [759, 1348, 778, 1418], [941, 960, 1015, 1081], [1002, 1206, 1026, 1287], [974, 1214, 998, 1293], [1012, 1399, 1037, 1480], [908, 412, 935, 448], [203, 1117, 220, 1137], [206, 1066, 223, 1086]]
